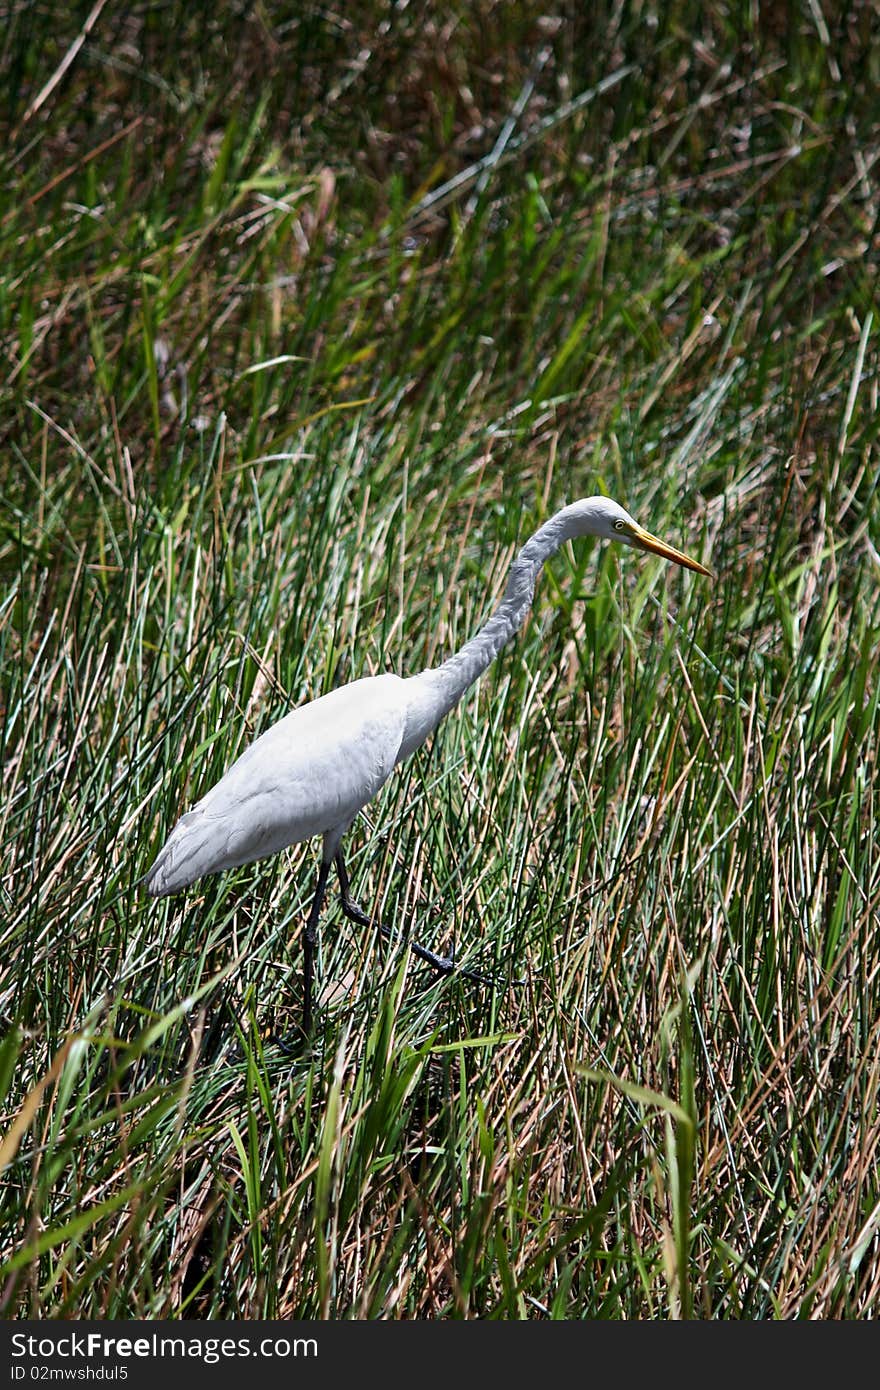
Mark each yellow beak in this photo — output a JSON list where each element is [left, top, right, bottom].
[[628, 523, 713, 577]]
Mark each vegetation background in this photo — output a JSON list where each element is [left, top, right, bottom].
[[2, 0, 879, 1318]]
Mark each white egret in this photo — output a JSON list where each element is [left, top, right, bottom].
[[146, 497, 710, 1032]]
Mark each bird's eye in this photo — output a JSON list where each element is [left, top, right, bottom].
[[613, 519, 626, 532]]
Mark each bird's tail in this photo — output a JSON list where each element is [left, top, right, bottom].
[[144, 807, 216, 897]]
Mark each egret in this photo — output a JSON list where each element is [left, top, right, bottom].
[[146, 497, 710, 1032]]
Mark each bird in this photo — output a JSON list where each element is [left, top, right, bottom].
[[145, 496, 711, 1033]]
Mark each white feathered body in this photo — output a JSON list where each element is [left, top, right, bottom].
[[145, 674, 411, 896]]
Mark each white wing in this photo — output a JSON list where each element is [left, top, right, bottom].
[[145, 673, 408, 895]]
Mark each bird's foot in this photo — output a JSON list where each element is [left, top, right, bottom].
[[225, 1018, 309, 1064], [266, 1022, 315, 1058], [339, 892, 522, 989], [409, 940, 494, 986]]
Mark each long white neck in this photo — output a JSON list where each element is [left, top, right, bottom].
[[397, 504, 590, 761]]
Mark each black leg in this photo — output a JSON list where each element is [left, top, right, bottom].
[[303, 858, 332, 1034], [334, 851, 494, 985]]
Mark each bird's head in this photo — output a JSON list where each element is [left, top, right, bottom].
[[568, 496, 712, 577]]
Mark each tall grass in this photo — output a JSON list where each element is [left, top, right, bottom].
[[2, 2, 879, 1317]]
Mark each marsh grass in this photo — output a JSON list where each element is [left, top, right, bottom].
[[1, 2, 879, 1317]]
